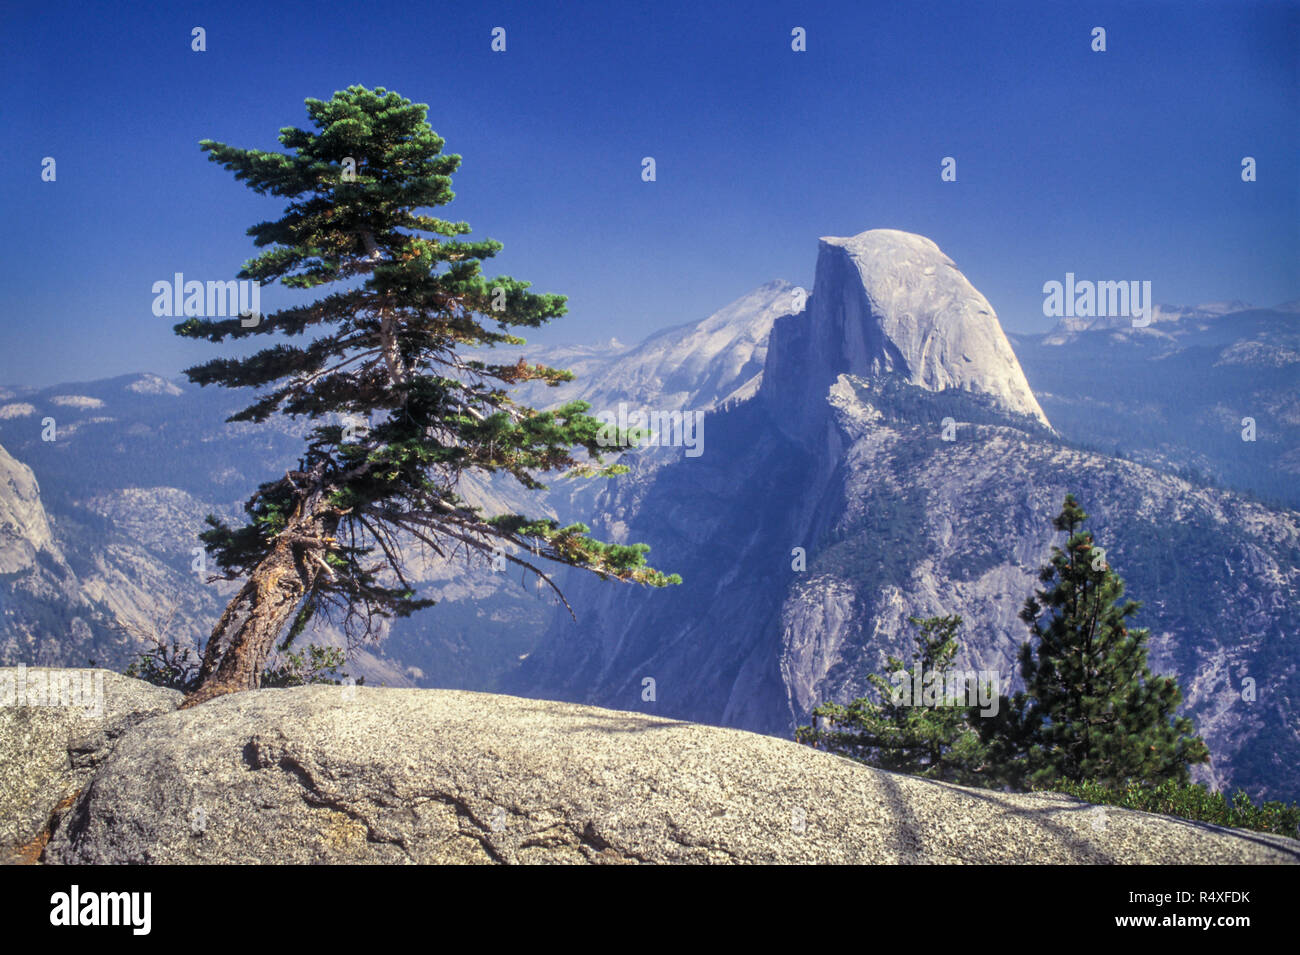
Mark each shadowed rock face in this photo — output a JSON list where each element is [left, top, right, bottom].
[[764, 230, 1050, 436], [36, 682, 1299, 864]]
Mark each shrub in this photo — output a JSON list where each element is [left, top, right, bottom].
[[1042, 778, 1300, 839]]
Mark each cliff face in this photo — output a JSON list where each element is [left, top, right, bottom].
[[764, 230, 1050, 437], [0, 442, 56, 574], [0, 440, 120, 667], [0, 377, 517, 689], [509, 231, 1300, 803]]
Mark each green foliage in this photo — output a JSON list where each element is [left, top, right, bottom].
[[260, 644, 360, 688], [124, 640, 356, 692], [814, 485, 929, 588], [845, 375, 1055, 439], [181, 84, 677, 650], [1042, 778, 1300, 839], [796, 616, 990, 785], [981, 493, 1210, 789], [799, 493, 1219, 820]]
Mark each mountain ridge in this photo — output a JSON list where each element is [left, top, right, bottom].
[[2, 229, 1297, 801], [763, 230, 1050, 434]]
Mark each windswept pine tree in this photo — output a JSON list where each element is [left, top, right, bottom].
[[983, 494, 1209, 788], [176, 86, 677, 707]]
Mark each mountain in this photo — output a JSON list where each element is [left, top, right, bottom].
[[509, 279, 796, 414], [2, 231, 1297, 802], [508, 230, 1300, 803], [0, 374, 482, 687], [0, 281, 796, 691], [1042, 300, 1256, 342], [0, 443, 56, 574], [1011, 301, 1300, 508], [765, 230, 1050, 433], [0, 430, 127, 667]]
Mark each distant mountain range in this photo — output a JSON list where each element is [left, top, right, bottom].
[[1011, 301, 1300, 509], [1, 229, 1296, 801]]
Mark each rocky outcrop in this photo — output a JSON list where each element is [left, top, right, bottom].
[[36, 681, 1299, 864], [0, 667, 180, 863], [0, 442, 57, 574], [764, 230, 1050, 433]]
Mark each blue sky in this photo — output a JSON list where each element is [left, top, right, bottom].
[[2, 0, 1296, 387]]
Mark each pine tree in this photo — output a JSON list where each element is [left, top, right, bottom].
[[988, 494, 1209, 788], [796, 615, 989, 785], [176, 86, 678, 706]]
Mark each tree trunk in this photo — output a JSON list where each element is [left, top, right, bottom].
[[181, 488, 338, 709]]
